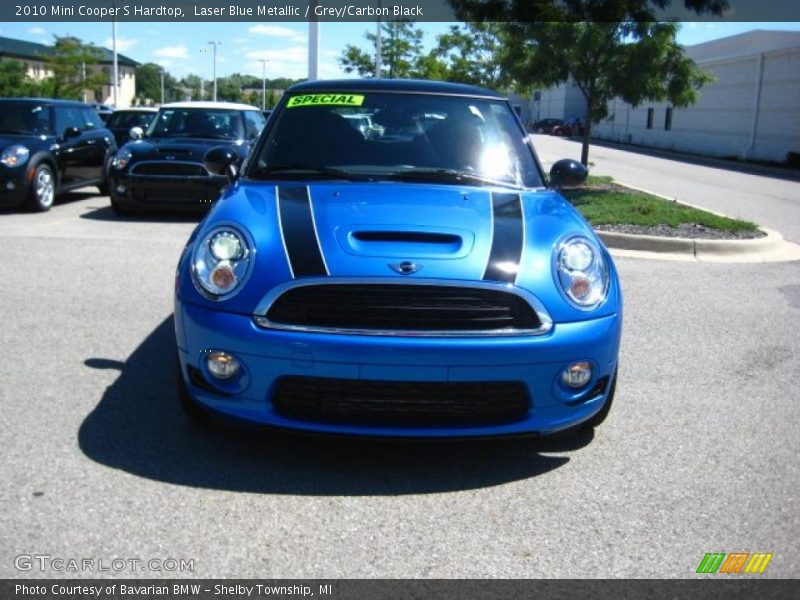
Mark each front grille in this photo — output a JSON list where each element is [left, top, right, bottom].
[[264, 284, 542, 333], [273, 376, 530, 426], [132, 162, 207, 176]]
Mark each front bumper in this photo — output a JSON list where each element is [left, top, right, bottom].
[[176, 301, 622, 437], [110, 169, 227, 211], [0, 171, 29, 208]]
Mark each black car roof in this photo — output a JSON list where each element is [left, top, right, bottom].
[[287, 79, 505, 99], [0, 97, 94, 107]]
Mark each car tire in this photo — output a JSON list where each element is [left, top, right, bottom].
[[581, 370, 617, 431], [97, 174, 110, 196], [109, 192, 131, 215], [27, 163, 56, 212], [176, 357, 209, 422]]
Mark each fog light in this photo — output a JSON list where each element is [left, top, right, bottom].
[[561, 361, 592, 388], [6, 181, 15, 191], [115, 184, 126, 194], [207, 351, 240, 379]]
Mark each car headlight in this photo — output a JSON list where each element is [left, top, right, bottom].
[[112, 147, 132, 170], [555, 236, 609, 309], [191, 226, 252, 298], [0, 145, 30, 168]]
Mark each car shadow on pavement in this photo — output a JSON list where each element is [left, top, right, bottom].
[[78, 316, 587, 496], [80, 205, 202, 223]]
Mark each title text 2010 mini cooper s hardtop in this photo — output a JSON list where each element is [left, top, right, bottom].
[[174, 80, 622, 439]]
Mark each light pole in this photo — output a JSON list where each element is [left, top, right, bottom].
[[308, 0, 319, 81], [207, 41, 221, 101], [159, 69, 165, 105], [258, 59, 268, 110], [111, 0, 118, 106], [374, 1, 382, 77]]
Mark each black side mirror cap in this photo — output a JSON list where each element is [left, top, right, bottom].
[[62, 126, 81, 139], [549, 159, 588, 189], [204, 146, 239, 181]]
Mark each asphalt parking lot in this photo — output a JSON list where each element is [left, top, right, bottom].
[[1, 184, 798, 578]]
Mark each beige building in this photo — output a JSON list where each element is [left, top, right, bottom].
[[0, 35, 138, 108], [591, 30, 800, 164], [518, 30, 800, 164]]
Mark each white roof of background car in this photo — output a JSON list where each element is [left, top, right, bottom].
[[160, 101, 259, 110]]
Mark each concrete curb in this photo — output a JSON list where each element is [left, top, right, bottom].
[[595, 182, 800, 263]]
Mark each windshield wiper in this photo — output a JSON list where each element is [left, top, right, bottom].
[[250, 165, 364, 181], [386, 168, 524, 190]]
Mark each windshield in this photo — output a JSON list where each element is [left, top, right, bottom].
[[106, 111, 156, 129], [0, 103, 53, 136], [250, 92, 542, 188], [146, 108, 244, 140]]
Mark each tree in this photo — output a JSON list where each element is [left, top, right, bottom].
[[181, 74, 204, 101], [134, 63, 181, 105], [339, 21, 425, 79], [429, 23, 507, 89], [449, 0, 726, 165], [40, 36, 107, 101], [0, 60, 42, 97]]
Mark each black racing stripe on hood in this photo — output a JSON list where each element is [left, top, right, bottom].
[[483, 192, 523, 283], [277, 185, 328, 278]]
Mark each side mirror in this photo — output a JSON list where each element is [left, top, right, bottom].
[[549, 158, 588, 189], [129, 127, 144, 141], [204, 146, 239, 181], [62, 126, 81, 139]]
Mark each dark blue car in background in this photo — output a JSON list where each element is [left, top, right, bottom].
[[0, 98, 115, 212], [109, 101, 265, 213], [174, 79, 623, 440]]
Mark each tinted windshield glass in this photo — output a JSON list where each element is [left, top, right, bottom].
[[107, 111, 156, 128], [251, 92, 542, 188], [147, 108, 243, 139], [0, 103, 53, 135]]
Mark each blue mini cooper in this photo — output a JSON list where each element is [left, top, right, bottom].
[[174, 79, 622, 438]]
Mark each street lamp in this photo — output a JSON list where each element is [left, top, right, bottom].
[[159, 68, 165, 105], [111, 0, 119, 106], [207, 41, 222, 101], [374, 0, 382, 77], [258, 59, 268, 110]]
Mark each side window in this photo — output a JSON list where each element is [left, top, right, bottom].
[[53, 107, 84, 134], [243, 111, 266, 140], [80, 107, 101, 131]]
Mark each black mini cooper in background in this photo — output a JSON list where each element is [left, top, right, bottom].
[[109, 101, 266, 214], [0, 98, 116, 212]]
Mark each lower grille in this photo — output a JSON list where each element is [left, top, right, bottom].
[[132, 162, 207, 176], [131, 185, 217, 204], [273, 376, 530, 427], [264, 284, 542, 333]]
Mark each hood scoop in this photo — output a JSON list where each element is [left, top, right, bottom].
[[341, 227, 472, 258], [157, 147, 194, 157]]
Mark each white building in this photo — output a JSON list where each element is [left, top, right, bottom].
[[0, 36, 138, 108], [591, 30, 800, 163]]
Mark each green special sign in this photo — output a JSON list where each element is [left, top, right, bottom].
[[287, 94, 366, 108]]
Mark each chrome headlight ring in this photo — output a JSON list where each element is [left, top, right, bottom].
[[191, 225, 255, 300], [553, 235, 610, 311]]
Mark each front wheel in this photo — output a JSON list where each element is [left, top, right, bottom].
[[581, 371, 617, 431], [109, 192, 131, 215], [27, 163, 56, 212], [176, 357, 209, 422]]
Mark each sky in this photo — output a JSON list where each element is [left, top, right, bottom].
[[1, 21, 799, 81]]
